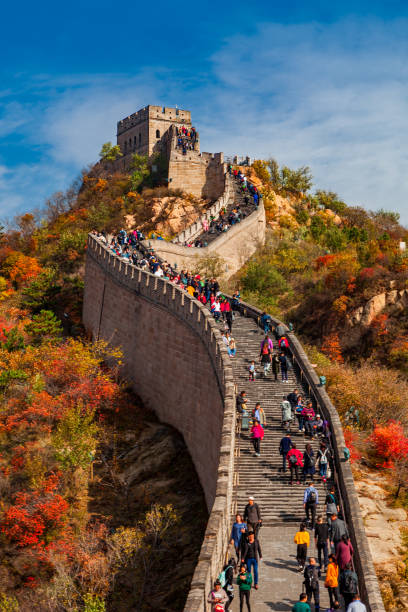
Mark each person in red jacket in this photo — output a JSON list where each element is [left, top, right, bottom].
[[250, 419, 265, 457], [287, 443, 304, 485]]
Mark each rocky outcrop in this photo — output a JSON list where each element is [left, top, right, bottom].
[[347, 288, 408, 328]]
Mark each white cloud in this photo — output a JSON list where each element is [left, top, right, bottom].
[[198, 19, 408, 222], [1, 19, 408, 225]]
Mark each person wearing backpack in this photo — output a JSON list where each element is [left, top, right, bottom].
[[287, 443, 303, 484], [279, 432, 293, 472], [207, 579, 228, 611], [316, 443, 331, 483], [281, 396, 293, 432], [260, 342, 272, 377], [324, 554, 339, 608], [237, 563, 252, 612], [302, 444, 316, 484], [279, 351, 289, 382], [303, 481, 319, 529], [339, 563, 358, 609], [218, 558, 236, 611], [303, 557, 320, 612], [314, 515, 329, 571], [325, 488, 339, 526], [329, 514, 349, 551], [294, 522, 310, 571]]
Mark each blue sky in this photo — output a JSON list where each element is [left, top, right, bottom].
[[1, 1, 408, 224]]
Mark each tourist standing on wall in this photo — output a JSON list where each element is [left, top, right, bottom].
[[207, 580, 228, 611], [339, 563, 359, 609], [303, 557, 320, 612], [250, 419, 264, 457], [237, 563, 252, 612], [325, 554, 339, 609], [279, 431, 293, 473], [241, 532, 262, 590], [281, 396, 293, 432], [314, 515, 329, 571], [279, 351, 289, 382], [243, 497, 262, 537], [303, 481, 319, 529], [287, 443, 303, 484], [294, 522, 310, 571], [230, 514, 248, 562]]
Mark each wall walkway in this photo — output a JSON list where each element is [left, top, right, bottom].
[[83, 236, 384, 611]]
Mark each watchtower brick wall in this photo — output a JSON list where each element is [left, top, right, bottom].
[[117, 105, 193, 159]]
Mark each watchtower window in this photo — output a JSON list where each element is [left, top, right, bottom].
[[134, 136, 137, 148], [129, 138, 131, 149], [124, 141, 127, 153], [162, 107, 165, 113], [156, 129, 160, 139], [176, 109, 179, 115], [139, 133, 141, 145]]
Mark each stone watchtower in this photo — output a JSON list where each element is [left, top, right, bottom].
[[116, 105, 194, 158]]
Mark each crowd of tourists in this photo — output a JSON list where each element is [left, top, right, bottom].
[[207, 322, 367, 611], [175, 125, 198, 154], [91, 175, 366, 612]]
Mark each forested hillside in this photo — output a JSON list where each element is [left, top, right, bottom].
[[0, 153, 208, 611]]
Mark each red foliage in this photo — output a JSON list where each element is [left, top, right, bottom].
[[370, 313, 388, 338], [1, 474, 69, 549], [369, 421, 408, 468], [314, 254, 337, 270], [359, 267, 375, 280], [343, 429, 362, 464]]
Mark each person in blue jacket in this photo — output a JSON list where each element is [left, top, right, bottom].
[[230, 513, 247, 561]]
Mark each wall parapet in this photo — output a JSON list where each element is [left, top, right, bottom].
[[84, 235, 237, 612], [232, 299, 385, 612]]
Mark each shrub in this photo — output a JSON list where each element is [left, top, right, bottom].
[[52, 403, 99, 470], [25, 310, 63, 345]]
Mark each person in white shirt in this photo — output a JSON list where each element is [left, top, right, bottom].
[[347, 595, 367, 612]]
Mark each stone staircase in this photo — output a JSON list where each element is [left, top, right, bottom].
[[230, 314, 332, 525], [195, 176, 258, 246]]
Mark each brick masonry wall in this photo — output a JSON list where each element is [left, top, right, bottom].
[[233, 299, 385, 612], [83, 236, 236, 612]]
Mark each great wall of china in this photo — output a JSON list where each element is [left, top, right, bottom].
[[83, 106, 385, 611]]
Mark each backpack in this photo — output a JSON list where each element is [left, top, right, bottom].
[[307, 489, 317, 503], [262, 343, 269, 355], [305, 565, 318, 589], [218, 565, 231, 588], [289, 454, 298, 465], [320, 449, 328, 464], [343, 571, 356, 593]]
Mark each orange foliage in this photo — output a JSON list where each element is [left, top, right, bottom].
[[7, 253, 42, 287], [321, 332, 344, 363]]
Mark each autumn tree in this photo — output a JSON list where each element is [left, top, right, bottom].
[[369, 421, 408, 498], [99, 142, 123, 162], [321, 333, 344, 363]]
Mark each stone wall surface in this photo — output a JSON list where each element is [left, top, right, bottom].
[[232, 299, 385, 612], [83, 235, 236, 612]]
